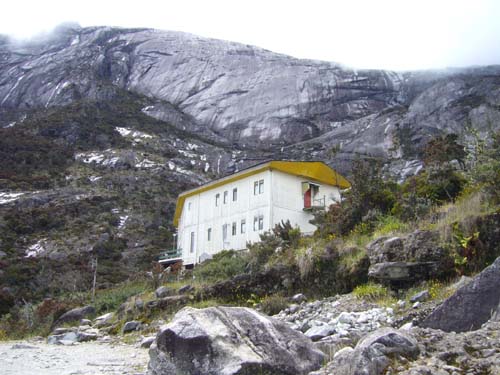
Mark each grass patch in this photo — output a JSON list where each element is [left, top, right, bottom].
[[93, 280, 150, 314], [353, 282, 395, 306]]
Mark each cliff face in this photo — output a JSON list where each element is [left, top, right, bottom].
[[0, 25, 402, 146]]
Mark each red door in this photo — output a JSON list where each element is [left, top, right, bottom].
[[304, 189, 311, 208]]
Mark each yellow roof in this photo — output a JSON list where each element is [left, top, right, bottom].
[[173, 160, 350, 226]]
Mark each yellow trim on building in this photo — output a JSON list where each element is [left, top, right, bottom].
[[173, 161, 350, 226]]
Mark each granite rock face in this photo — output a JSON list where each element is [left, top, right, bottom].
[[2, 25, 500, 156], [148, 306, 324, 375], [420, 256, 500, 332]]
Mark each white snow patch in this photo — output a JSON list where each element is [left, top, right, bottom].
[[168, 161, 176, 170], [115, 127, 153, 140], [118, 215, 129, 229], [135, 159, 158, 169], [187, 143, 199, 150], [2, 76, 23, 105], [178, 150, 197, 158], [204, 162, 210, 172], [190, 160, 196, 165], [111, 208, 120, 214], [141, 105, 154, 113], [70, 36, 80, 45], [25, 240, 46, 258], [0, 192, 25, 205], [200, 154, 207, 161], [89, 176, 102, 182], [5, 122, 16, 128]]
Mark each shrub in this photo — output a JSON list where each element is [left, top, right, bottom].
[[259, 295, 289, 316], [247, 232, 282, 271], [353, 282, 390, 301], [193, 250, 247, 283]]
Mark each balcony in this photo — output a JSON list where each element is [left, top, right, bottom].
[[303, 196, 326, 211], [158, 248, 183, 264]]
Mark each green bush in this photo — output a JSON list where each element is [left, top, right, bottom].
[[259, 295, 289, 316], [353, 282, 390, 301], [194, 250, 247, 283]]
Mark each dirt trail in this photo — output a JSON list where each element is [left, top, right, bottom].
[[0, 340, 149, 375]]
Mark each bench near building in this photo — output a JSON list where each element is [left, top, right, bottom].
[[161, 160, 350, 267]]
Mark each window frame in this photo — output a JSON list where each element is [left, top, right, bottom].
[[223, 190, 228, 204], [215, 193, 220, 206], [241, 219, 246, 234], [232, 222, 237, 236], [232, 187, 238, 201], [190, 232, 195, 253], [259, 179, 264, 194], [207, 227, 212, 241]]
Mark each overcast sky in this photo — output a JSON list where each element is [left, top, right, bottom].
[[1, 0, 499, 71]]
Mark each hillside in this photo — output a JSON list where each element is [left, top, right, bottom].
[[1, 24, 500, 306]]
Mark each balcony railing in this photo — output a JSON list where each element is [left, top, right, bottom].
[[159, 248, 183, 263], [304, 196, 326, 210]]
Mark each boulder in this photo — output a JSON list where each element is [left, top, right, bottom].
[[94, 312, 114, 327], [305, 324, 337, 341], [410, 290, 430, 303], [146, 295, 190, 311], [178, 284, 194, 294], [53, 306, 95, 327], [148, 306, 324, 375], [155, 286, 174, 298], [291, 293, 307, 303], [140, 336, 156, 348], [122, 320, 141, 333], [366, 230, 452, 285], [421, 256, 500, 332], [368, 262, 439, 282], [324, 328, 419, 375]]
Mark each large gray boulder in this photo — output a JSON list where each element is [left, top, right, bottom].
[[323, 328, 419, 375], [367, 230, 451, 285], [420, 256, 500, 332], [148, 306, 324, 375], [53, 305, 95, 327]]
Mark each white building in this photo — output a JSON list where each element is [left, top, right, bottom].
[[161, 161, 350, 266]]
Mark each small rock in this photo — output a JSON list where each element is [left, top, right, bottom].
[[155, 286, 173, 298], [410, 290, 430, 303], [140, 336, 155, 348], [122, 320, 141, 333], [178, 284, 194, 294], [291, 293, 307, 303], [413, 302, 420, 309], [80, 319, 92, 325], [305, 324, 337, 341]]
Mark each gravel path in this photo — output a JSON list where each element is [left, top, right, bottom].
[[0, 340, 149, 375]]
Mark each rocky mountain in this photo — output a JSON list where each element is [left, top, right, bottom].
[[1, 24, 500, 302]]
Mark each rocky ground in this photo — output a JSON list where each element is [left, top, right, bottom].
[[0, 339, 149, 375]]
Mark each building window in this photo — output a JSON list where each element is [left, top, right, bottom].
[[254, 215, 264, 231], [232, 222, 237, 236], [207, 228, 212, 241], [223, 190, 228, 204], [254, 179, 264, 195], [215, 193, 220, 206], [232, 188, 238, 201], [190, 232, 195, 253], [222, 224, 228, 241], [241, 219, 246, 234], [188, 202, 192, 211]]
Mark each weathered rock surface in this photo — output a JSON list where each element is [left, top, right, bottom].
[[148, 306, 324, 375], [122, 320, 141, 333], [420, 256, 500, 332], [53, 305, 95, 327], [311, 328, 419, 375], [367, 230, 452, 285], [154, 285, 173, 298]]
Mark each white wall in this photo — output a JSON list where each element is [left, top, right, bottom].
[[178, 170, 271, 265], [270, 170, 340, 234], [177, 169, 341, 265]]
